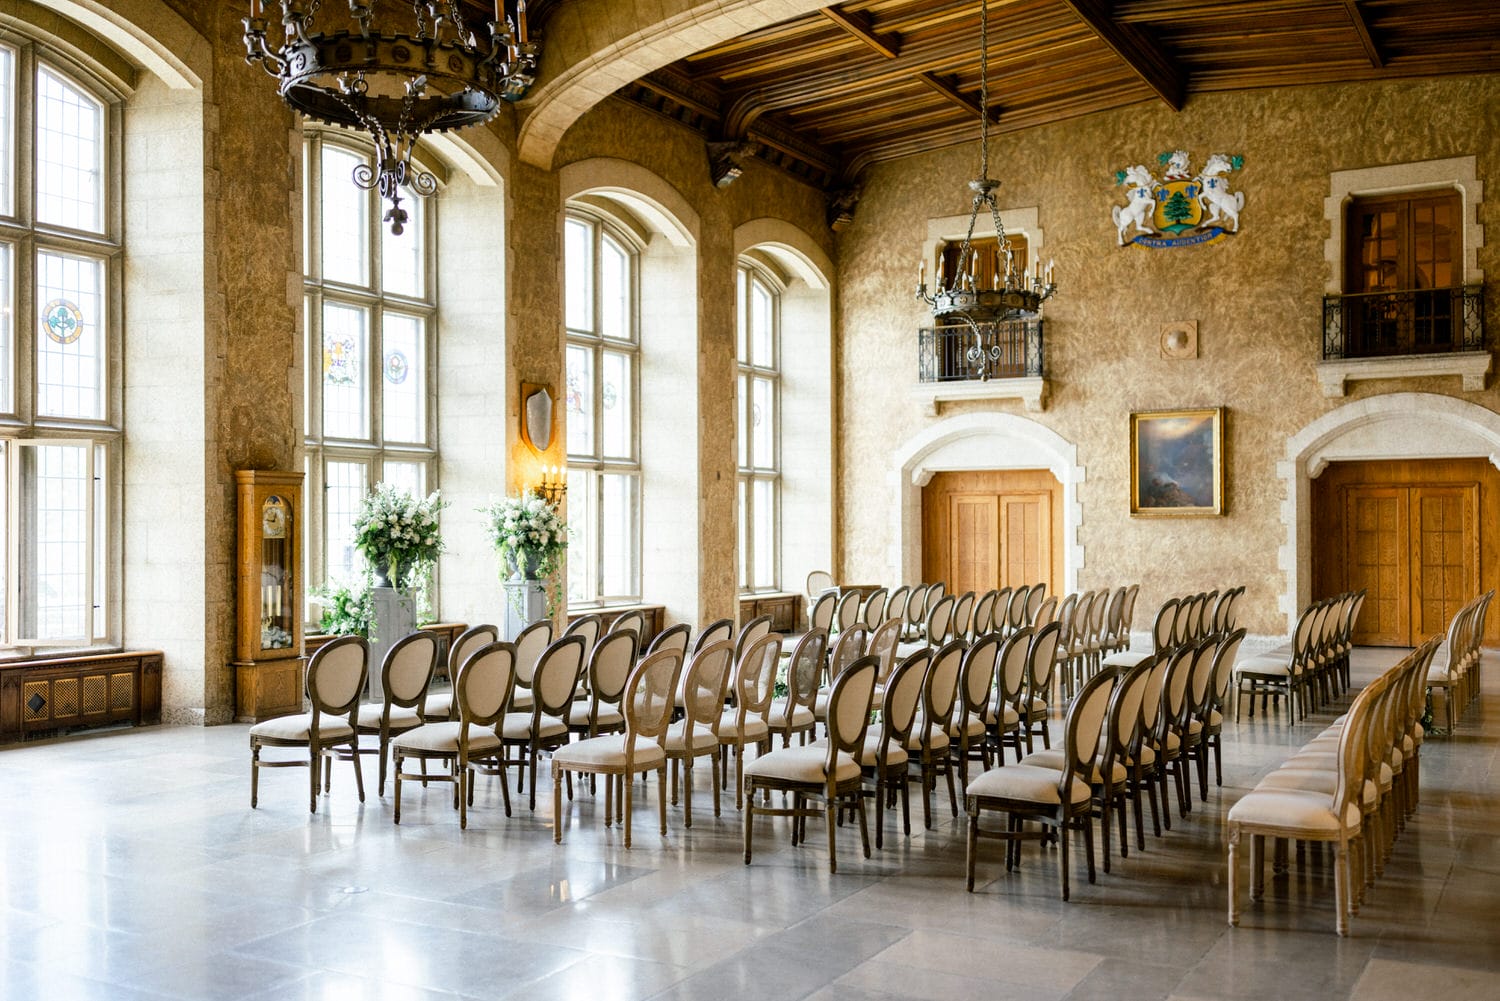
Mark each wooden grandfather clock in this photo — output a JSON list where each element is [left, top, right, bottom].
[[233, 470, 305, 722]]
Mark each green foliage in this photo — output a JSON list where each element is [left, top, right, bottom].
[[309, 579, 374, 638], [481, 491, 570, 616], [353, 484, 447, 587]]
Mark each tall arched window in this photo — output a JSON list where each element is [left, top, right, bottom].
[[737, 262, 780, 593], [0, 41, 121, 649], [564, 211, 640, 605], [302, 134, 437, 589]]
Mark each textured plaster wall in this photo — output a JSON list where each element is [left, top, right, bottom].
[[837, 74, 1500, 638]]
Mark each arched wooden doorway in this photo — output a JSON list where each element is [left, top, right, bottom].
[[921, 469, 1063, 597]]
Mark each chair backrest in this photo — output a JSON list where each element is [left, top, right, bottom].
[[608, 608, 646, 640], [835, 589, 863, 632], [1211, 589, 1234, 635], [1197, 589, 1219, 638], [990, 586, 1012, 632], [1025, 582, 1047, 623], [1173, 594, 1198, 646], [1054, 592, 1078, 648], [884, 586, 911, 629], [867, 617, 904, 685], [1027, 620, 1062, 695], [1071, 590, 1095, 646], [1138, 653, 1166, 736], [513, 619, 554, 686], [1032, 594, 1059, 629], [862, 587, 889, 630], [923, 640, 966, 730], [959, 632, 1003, 720], [448, 623, 499, 681], [1102, 661, 1151, 774], [806, 570, 836, 597], [734, 614, 773, 665], [1104, 587, 1127, 645], [624, 648, 684, 749], [562, 614, 603, 666], [808, 589, 837, 631], [1187, 634, 1218, 717], [824, 656, 879, 770], [1088, 587, 1107, 638], [646, 622, 691, 659], [680, 639, 734, 730], [951, 591, 976, 641], [532, 634, 587, 717], [1289, 602, 1320, 670], [1159, 643, 1195, 739], [785, 628, 830, 713], [1209, 628, 1247, 711], [693, 617, 734, 656], [726, 632, 783, 730], [996, 627, 1032, 713], [1059, 671, 1115, 794], [828, 624, 868, 682], [925, 594, 955, 644], [1121, 584, 1141, 638], [382, 630, 439, 707], [972, 590, 997, 638], [588, 629, 639, 706], [1007, 585, 1030, 629], [454, 641, 516, 727], [308, 635, 369, 719], [906, 584, 931, 630], [1227, 585, 1246, 631], [1152, 598, 1179, 653], [925, 581, 948, 612], [881, 651, 929, 756]]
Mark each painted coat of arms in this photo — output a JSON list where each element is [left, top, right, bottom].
[[1112, 150, 1245, 248]]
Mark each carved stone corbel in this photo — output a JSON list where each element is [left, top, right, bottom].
[[708, 140, 760, 188], [826, 185, 862, 231]]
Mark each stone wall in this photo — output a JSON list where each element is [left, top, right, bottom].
[[836, 74, 1500, 638]]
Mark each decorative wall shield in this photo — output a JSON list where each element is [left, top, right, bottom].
[[1112, 151, 1245, 249], [521, 382, 553, 454]]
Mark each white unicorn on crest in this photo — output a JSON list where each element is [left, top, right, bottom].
[[1197, 153, 1245, 231], [1112, 164, 1157, 246]]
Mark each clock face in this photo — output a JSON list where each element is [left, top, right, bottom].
[[262, 497, 288, 540]]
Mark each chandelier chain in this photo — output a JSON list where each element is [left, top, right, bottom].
[[979, 0, 988, 181]]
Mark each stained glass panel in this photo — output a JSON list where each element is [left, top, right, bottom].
[[322, 302, 368, 439], [35, 250, 104, 420], [381, 312, 424, 443], [35, 65, 103, 233]]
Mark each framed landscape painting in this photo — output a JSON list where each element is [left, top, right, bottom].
[[1130, 407, 1225, 516]]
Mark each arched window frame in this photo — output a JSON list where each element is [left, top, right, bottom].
[[737, 259, 781, 594], [0, 35, 124, 652], [301, 130, 440, 601], [564, 208, 642, 607]]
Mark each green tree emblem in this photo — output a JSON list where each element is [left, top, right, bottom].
[[1162, 190, 1195, 232]]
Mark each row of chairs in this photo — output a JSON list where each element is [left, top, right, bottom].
[[1227, 638, 1437, 935], [962, 626, 1248, 898], [1232, 591, 1362, 722], [1052, 584, 1140, 698], [809, 580, 1052, 649], [1425, 590, 1493, 734]]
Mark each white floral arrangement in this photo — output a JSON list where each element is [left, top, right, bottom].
[[481, 491, 569, 613], [353, 484, 446, 590]]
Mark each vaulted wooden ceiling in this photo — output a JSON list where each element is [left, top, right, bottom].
[[509, 1, 1500, 196]]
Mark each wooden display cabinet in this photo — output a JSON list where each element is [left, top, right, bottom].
[[233, 470, 306, 722]]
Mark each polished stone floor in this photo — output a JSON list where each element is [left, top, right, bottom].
[[2, 647, 1498, 1000]]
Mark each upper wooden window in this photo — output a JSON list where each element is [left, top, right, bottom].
[[1346, 191, 1460, 294]]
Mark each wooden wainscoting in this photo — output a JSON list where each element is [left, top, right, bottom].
[[922, 469, 1063, 598], [1312, 458, 1498, 646]]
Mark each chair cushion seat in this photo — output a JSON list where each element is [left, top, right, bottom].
[[1228, 790, 1360, 832], [421, 693, 454, 719], [1208, 709, 1223, 726], [391, 721, 501, 754], [946, 717, 986, 740], [553, 733, 666, 770], [716, 711, 770, 741], [903, 722, 950, 752], [569, 705, 624, 730], [983, 705, 1021, 728], [1259, 770, 1378, 807], [1024, 748, 1127, 785], [510, 690, 535, 710], [1027, 697, 1048, 715], [1236, 657, 1290, 677], [500, 712, 567, 740], [813, 692, 831, 718], [744, 745, 860, 784], [249, 713, 352, 742], [664, 721, 718, 753], [768, 704, 816, 730], [1427, 665, 1452, 683], [812, 733, 909, 769], [966, 764, 1091, 806], [1101, 651, 1151, 670], [356, 703, 423, 730]]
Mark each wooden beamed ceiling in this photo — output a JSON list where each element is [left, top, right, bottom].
[[509, 1, 1500, 200]]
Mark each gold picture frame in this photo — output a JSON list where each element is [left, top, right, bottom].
[[1130, 407, 1225, 516]]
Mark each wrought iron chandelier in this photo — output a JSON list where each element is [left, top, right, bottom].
[[244, 1, 539, 234], [915, 0, 1056, 323]]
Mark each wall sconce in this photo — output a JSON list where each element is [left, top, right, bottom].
[[536, 465, 567, 506]]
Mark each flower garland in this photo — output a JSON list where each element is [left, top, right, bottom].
[[352, 484, 447, 591], [481, 490, 569, 614]]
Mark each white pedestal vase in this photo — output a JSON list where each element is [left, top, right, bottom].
[[503, 577, 547, 640], [368, 585, 416, 702]]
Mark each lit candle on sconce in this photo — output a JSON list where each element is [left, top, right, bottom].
[[517, 0, 528, 44], [250, 0, 264, 18]]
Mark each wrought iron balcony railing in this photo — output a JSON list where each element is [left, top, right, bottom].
[[917, 318, 1044, 383], [1322, 284, 1484, 360]]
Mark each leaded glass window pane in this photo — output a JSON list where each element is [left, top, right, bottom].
[[382, 461, 425, 499], [0, 441, 7, 640], [381, 312, 424, 444], [737, 478, 748, 590], [93, 443, 106, 641], [601, 349, 631, 460], [16, 441, 90, 642], [320, 146, 369, 286], [35, 249, 104, 420], [751, 376, 774, 470], [565, 217, 592, 332], [35, 65, 103, 233], [0, 46, 14, 218], [324, 459, 367, 582], [566, 343, 594, 456], [753, 477, 775, 590], [601, 473, 637, 598], [0, 241, 12, 413], [566, 469, 593, 603], [381, 192, 425, 297], [322, 301, 369, 439], [737, 373, 748, 468], [600, 234, 630, 342], [749, 275, 774, 367]]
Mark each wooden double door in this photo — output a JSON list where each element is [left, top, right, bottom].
[[1312, 458, 1497, 646], [922, 470, 1062, 598]]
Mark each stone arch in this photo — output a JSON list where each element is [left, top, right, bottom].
[[30, 0, 207, 90], [892, 412, 1085, 592], [1278, 392, 1500, 629]]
